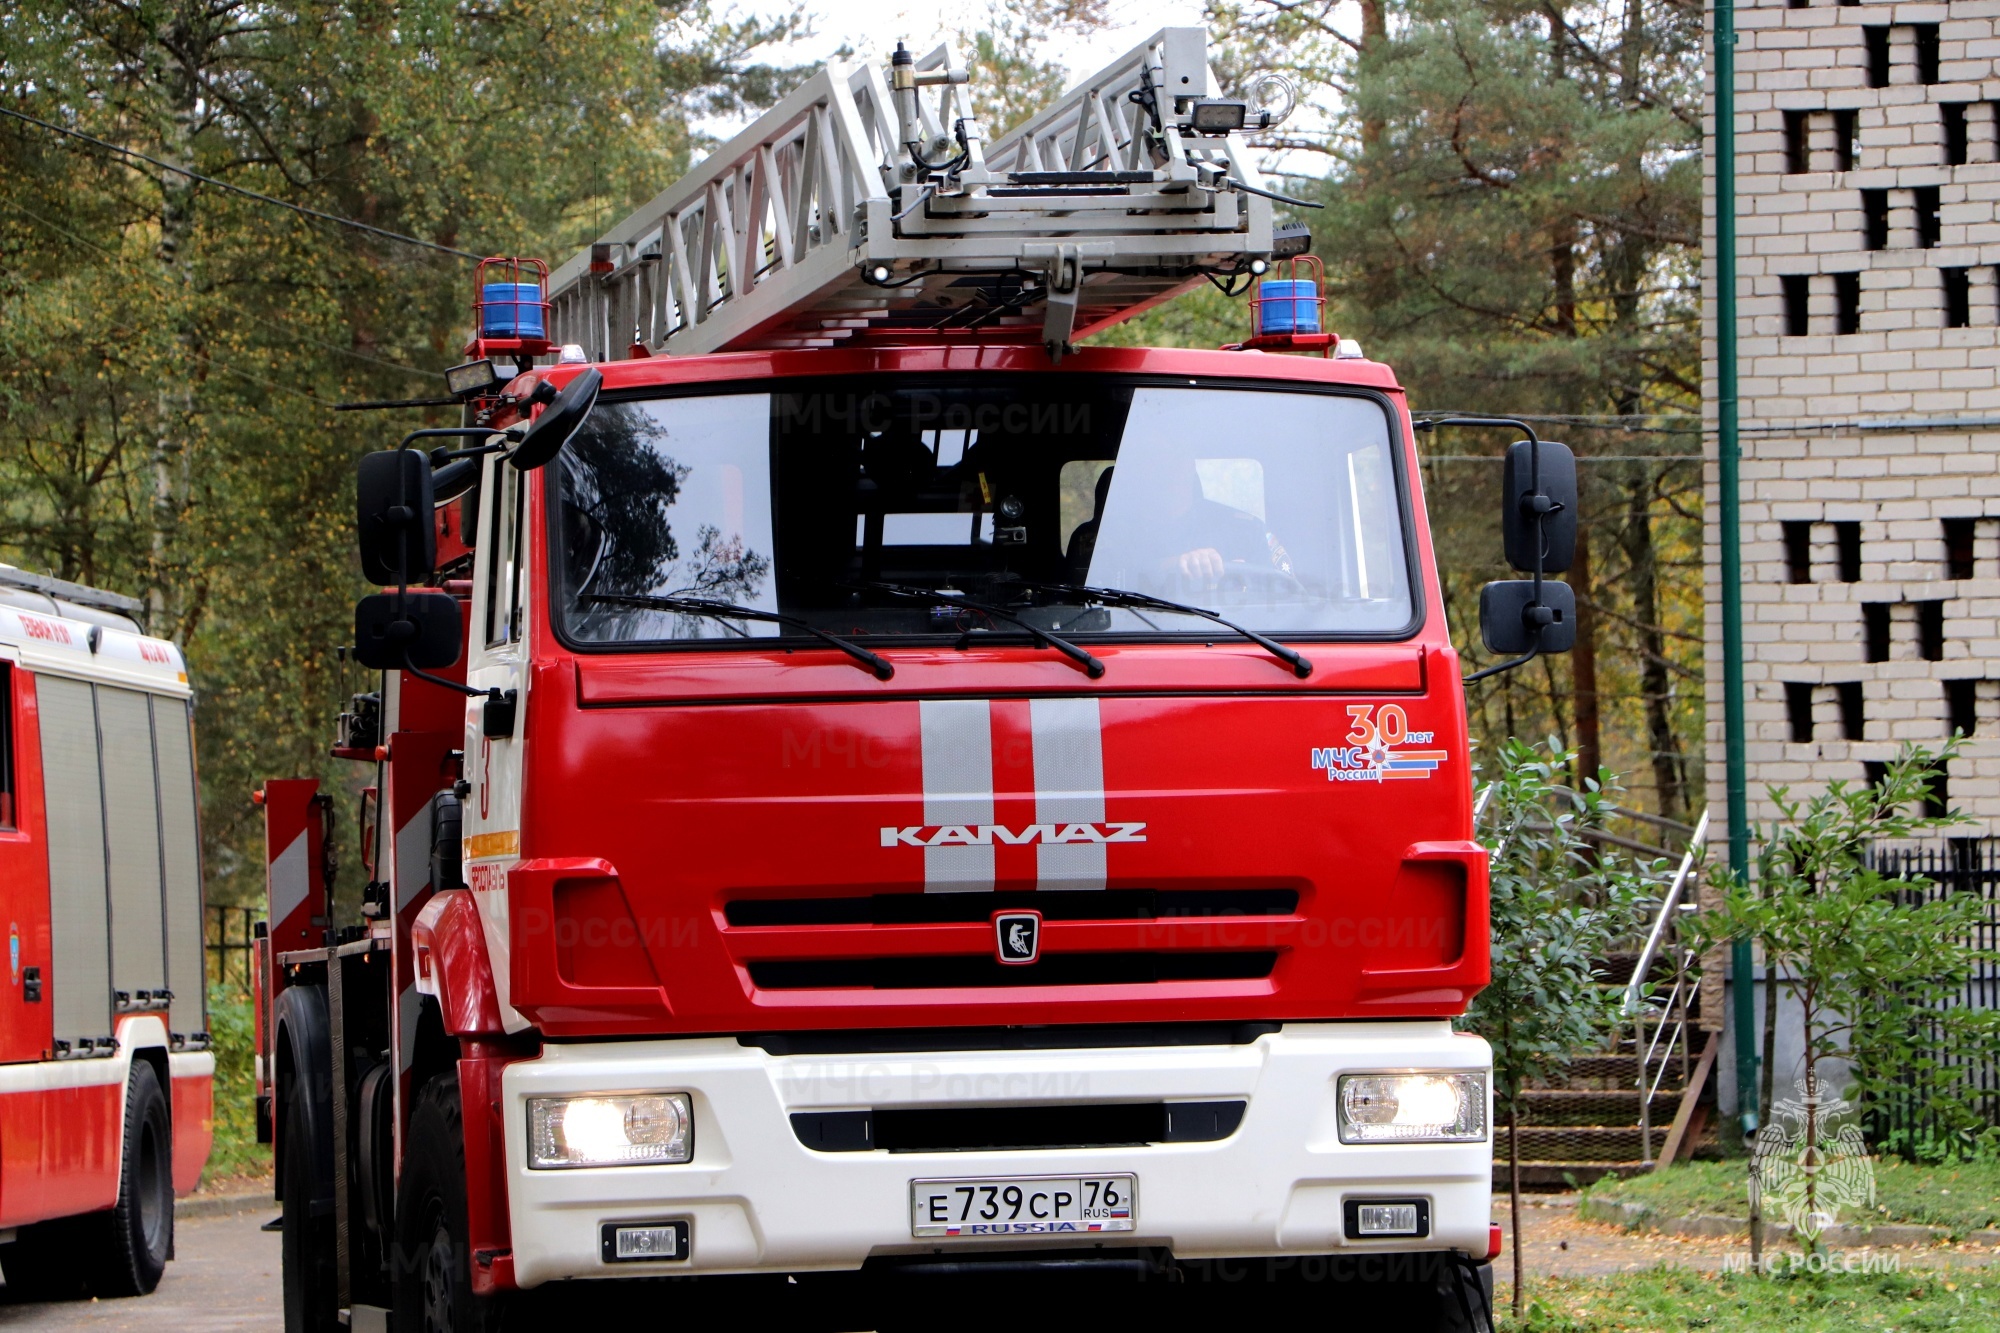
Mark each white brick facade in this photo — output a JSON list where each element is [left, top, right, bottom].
[[1705, 0, 2000, 832]]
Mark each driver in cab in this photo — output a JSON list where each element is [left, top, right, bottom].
[[1078, 443, 1292, 596]]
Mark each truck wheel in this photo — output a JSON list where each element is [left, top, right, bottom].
[[394, 1074, 507, 1333], [281, 1075, 339, 1333], [76, 1059, 174, 1297]]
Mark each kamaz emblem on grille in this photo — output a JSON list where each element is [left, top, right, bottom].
[[880, 822, 1147, 848], [995, 911, 1041, 965]]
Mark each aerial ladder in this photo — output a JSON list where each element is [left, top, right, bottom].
[[542, 28, 1304, 360]]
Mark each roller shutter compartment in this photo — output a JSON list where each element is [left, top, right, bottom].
[[152, 696, 206, 1038], [98, 687, 167, 1003], [35, 675, 113, 1050]]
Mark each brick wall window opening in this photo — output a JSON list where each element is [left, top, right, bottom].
[[1783, 519, 1814, 581], [1835, 520, 1863, 581], [1915, 185, 1942, 249], [1946, 678, 1979, 737], [1944, 266, 1972, 328], [1834, 272, 1862, 334], [1864, 759, 1889, 792], [1865, 27, 1891, 89], [1782, 274, 1811, 336], [1944, 517, 1977, 579], [1838, 681, 1866, 740], [1834, 109, 1858, 172], [1785, 682, 1816, 743], [1862, 189, 1889, 250], [1913, 24, 1941, 87], [1863, 602, 1892, 662], [1784, 110, 1810, 173], [1917, 599, 1946, 662], [1944, 103, 1970, 167], [1924, 763, 1950, 819], [1788, 0, 1807, 8]]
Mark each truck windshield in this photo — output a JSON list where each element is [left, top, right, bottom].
[[550, 377, 1415, 646]]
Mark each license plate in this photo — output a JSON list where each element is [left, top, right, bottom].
[[911, 1174, 1136, 1238]]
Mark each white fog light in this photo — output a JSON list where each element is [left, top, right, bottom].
[[1336, 1072, 1487, 1144], [528, 1092, 692, 1168]]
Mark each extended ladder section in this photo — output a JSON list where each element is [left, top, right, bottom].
[[545, 28, 1290, 358]]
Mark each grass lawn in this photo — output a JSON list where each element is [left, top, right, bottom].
[[1502, 1266, 2000, 1331], [1580, 1159, 2000, 1237]]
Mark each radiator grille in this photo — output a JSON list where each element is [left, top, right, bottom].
[[726, 888, 1297, 928], [748, 950, 1277, 990]]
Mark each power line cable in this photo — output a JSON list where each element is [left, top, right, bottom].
[[0, 103, 482, 261]]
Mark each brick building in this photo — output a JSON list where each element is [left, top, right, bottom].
[[1705, 0, 2000, 837]]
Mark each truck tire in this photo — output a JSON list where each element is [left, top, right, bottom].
[[394, 1074, 508, 1333], [77, 1059, 174, 1297], [281, 1074, 339, 1333]]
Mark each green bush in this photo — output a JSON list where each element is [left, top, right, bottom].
[[203, 981, 269, 1184]]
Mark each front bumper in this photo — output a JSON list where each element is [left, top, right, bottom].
[[501, 1021, 1491, 1287]]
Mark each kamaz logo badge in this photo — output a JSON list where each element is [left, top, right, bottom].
[[879, 822, 1147, 847], [994, 911, 1041, 965]]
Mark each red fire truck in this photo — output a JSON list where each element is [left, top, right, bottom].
[[258, 28, 1577, 1332], [0, 565, 213, 1300]]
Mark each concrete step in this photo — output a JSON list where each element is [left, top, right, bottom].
[[1517, 1087, 1685, 1126], [1504, 1125, 1672, 1164]]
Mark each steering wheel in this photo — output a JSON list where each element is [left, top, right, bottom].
[[1217, 561, 1310, 599]]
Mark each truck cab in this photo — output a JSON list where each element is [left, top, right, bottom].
[[393, 343, 1498, 1321]]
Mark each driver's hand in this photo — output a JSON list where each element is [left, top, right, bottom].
[[1175, 547, 1225, 586]]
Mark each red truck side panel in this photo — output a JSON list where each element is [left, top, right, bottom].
[[0, 1072, 122, 1227], [171, 1065, 214, 1195], [0, 667, 55, 1066]]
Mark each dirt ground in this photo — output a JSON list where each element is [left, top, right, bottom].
[[1493, 1193, 2000, 1282]]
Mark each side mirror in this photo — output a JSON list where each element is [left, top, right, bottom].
[[509, 367, 602, 472], [1479, 579, 1576, 656], [357, 451, 436, 585], [353, 591, 463, 670], [1501, 439, 1577, 574]]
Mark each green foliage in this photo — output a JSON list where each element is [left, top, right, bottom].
[[1582, 1157, 2000, 1239], [1498, 1267, 2000, 1333], [0, 2, 806, 906], [1463, 738, 1652, 1106], [204, 980, 266, 1183], [1693, 744, 2000, 1165]]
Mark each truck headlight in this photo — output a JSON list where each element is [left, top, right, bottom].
[[1337, 1072, 1487, 1144], [528, 1093, 692, 1168]]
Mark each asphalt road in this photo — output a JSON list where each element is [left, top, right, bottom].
[[0, 1204, 280, 1332]]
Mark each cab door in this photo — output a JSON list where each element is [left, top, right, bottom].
[[460, 454, 529, 1025], [0, 660, 56, 1229], [0, 659, 52, 1065]]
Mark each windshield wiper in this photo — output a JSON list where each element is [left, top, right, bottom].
[[581, 593, 894, 680], [998, 579, 1313, 679], [843, 580, 1105, 679]]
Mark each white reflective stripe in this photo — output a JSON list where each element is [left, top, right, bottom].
[[0, 1055, 128, 1092], [268, 830, 310, 929], [919, 700, 994, 892], [1031, 697, 1107, 890], [396, 805, 432, 911]]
